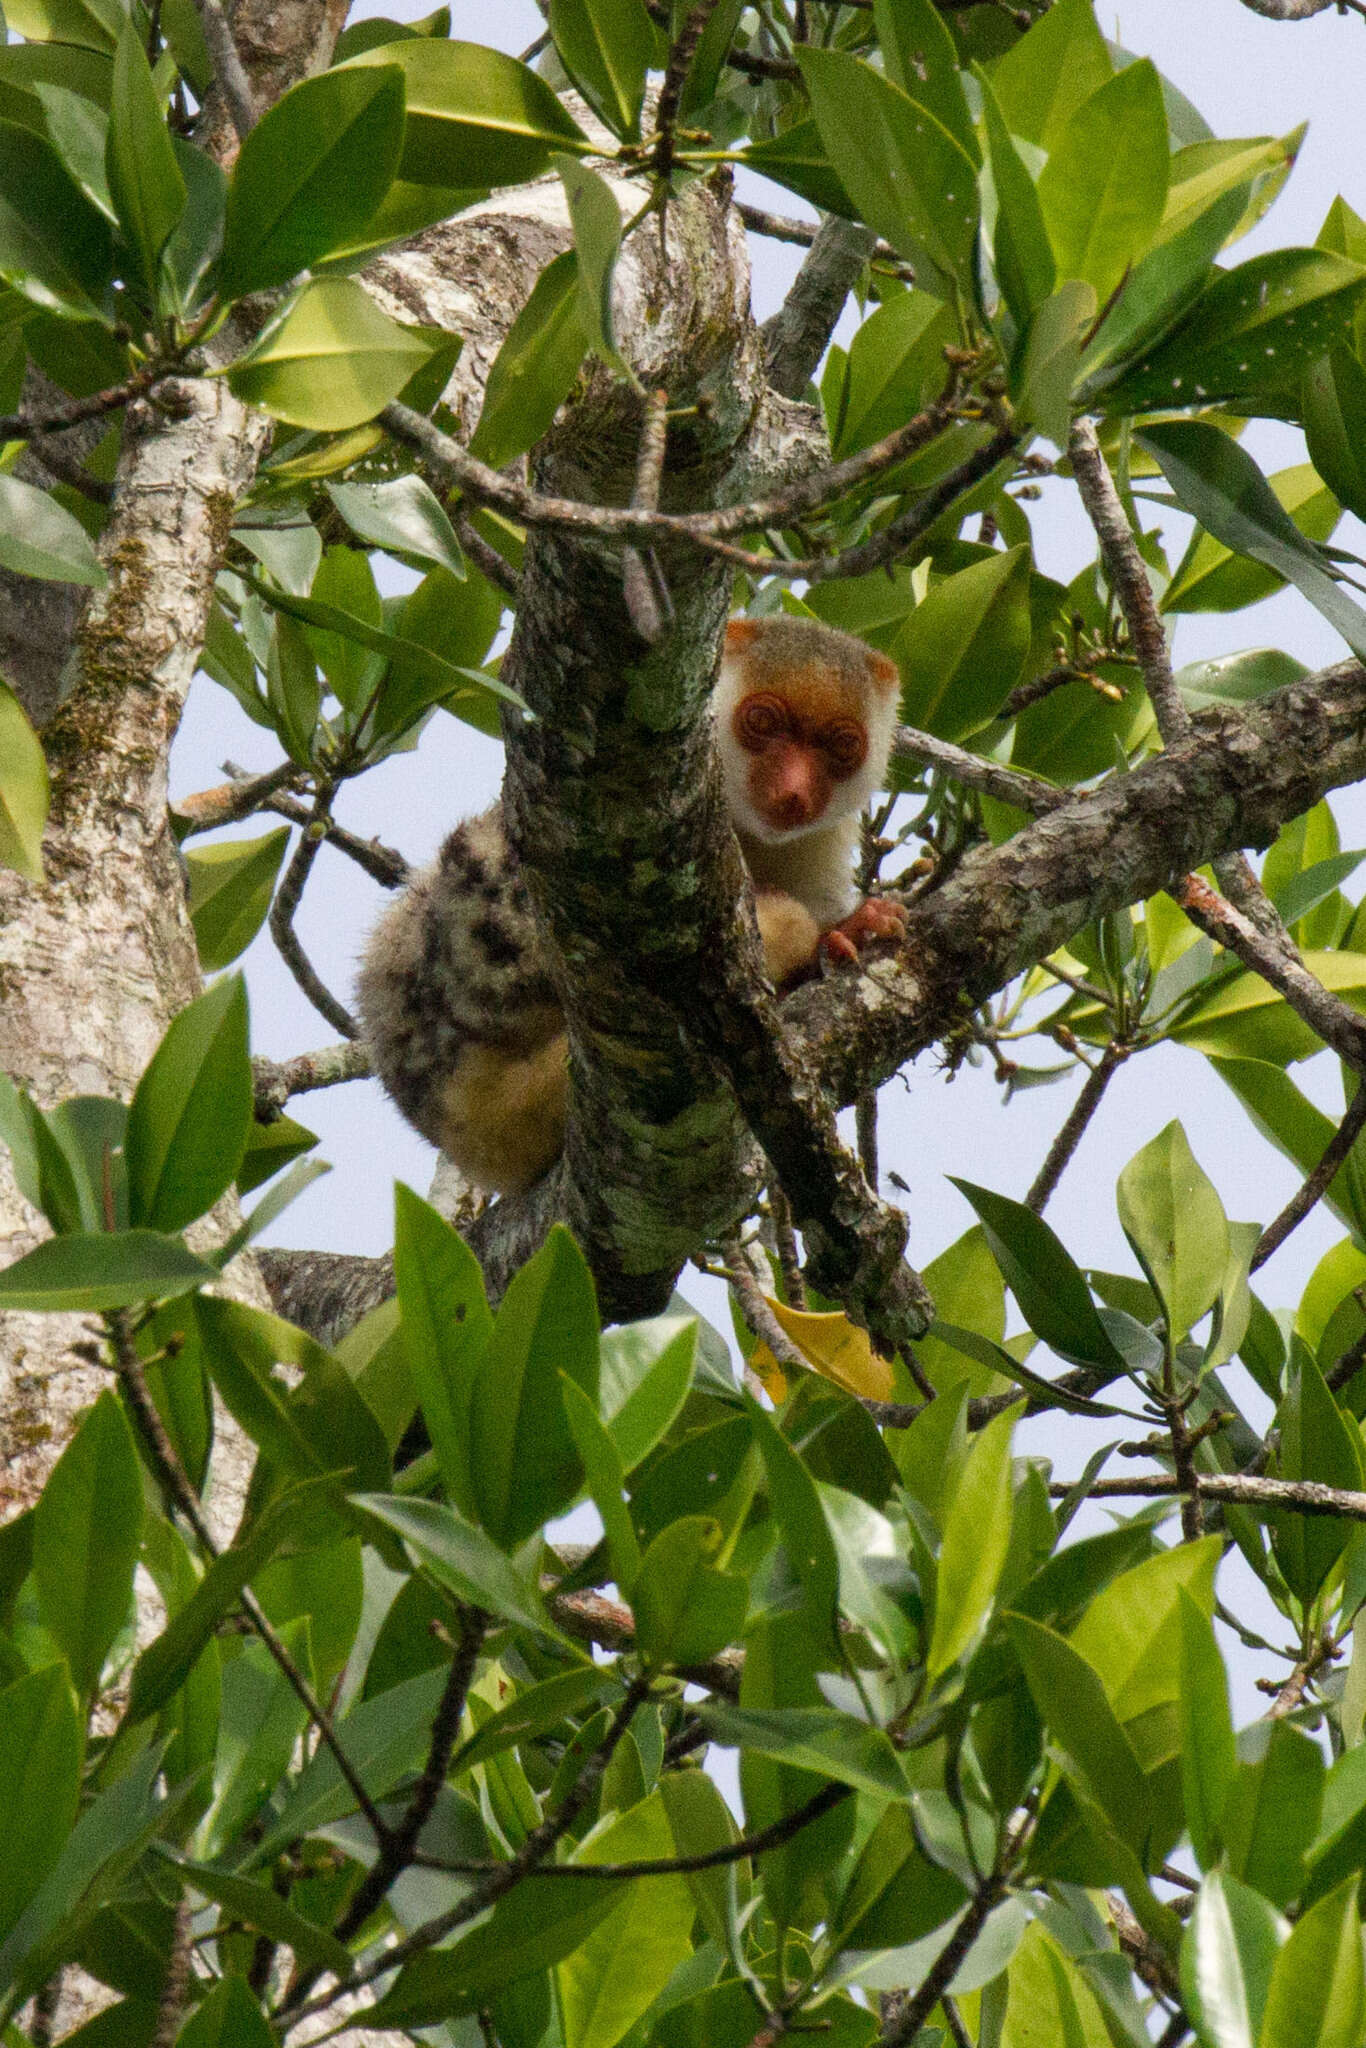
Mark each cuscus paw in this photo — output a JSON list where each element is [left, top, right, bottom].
[[821, 895, 908, 967]]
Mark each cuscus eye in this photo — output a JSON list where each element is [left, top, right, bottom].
[[821, 722, 867, 775], [736, 694, 789, 744]]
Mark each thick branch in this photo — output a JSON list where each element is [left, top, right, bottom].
[[761, 216, 878, 399]]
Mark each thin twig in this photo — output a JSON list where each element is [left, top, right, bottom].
[[1069, 418, 1189, 743], [258, 789, 409, 888], [0, 374, 156, 441], [654, 1, 724, 178], [893, 726, 1065, 814], [1026, 1042, 1129, 1214], [546, 1584, 742, 1697], [174, 760, 305, 833], [879, 1873, 1009, 2047], [451, 513, 521, 598], [149, 1900, 195, 2048], [735, 201, 914, 279], [268, 793, 361, 1039], [724, 1236, 809, 1377], [191, 0, 257, 137], [1252, 1084, 1366, 1269], [252, 1041, 372, 1119], [1047, 1471, 1366, 1519], [1177, 873, 1366, 1076], [769, 1185, 807, 1308]]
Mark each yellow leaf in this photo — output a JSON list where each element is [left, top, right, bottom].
[[762, 1297, 894, 1402], [748, 1342, 789, 1404]]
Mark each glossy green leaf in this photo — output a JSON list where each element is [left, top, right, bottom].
[[831, 1799, 968, 1951], [831, 289, 954, 458], [1038, 60, 1170, 305], [700, 1705, 910, 1802], [325, 475, 464, 577], [1109, 248, 1366, 414], [739, 120, 855, 220], [1013, 277, 1095, 450], [237, 1112, 318, 1198], [914, 1227, 1009, 1398], [1180, 1872, 1283, 2048], [1304, 343, 1366, 522], [896, 546, 1032, 740], [356, 1493, 560, 1643], [0, 473, 106, 587], [451, 1668, 614, 1773], [599, 1311, 696, 1471], [197, 1295, 390, 1497], [1001, 1922, 1113, 2048], [1178, 1588, 1236, 1872], [226, 275, 436, 430], [1007, 1615, 1151, 1856], [1261, 1878, 1364, 2048], [556, 155, 626, 373], [989, 0, 1112, 151], [220, 66, 404, 296], [0, 118, 113, 316], [928, 1400, 1020, 1680], [1082, 186, 1246, 389], [796, 47, 978, 290], [1164, 463, 1341, 615], [951, 1178, 1126, 1373], [748, 1397, 841, 1648], [875, 0, 977, 165], [469, 248, 586, 470], [548, 0, 654, 140], [556, 1791, 694, 2048], [341, 38, 591, 187], [393, 1183, 490, 1521], [0, 1665, 80, 1944], [1160, 133, 1296, 249], [185, 827, 288, 971], [561, 1374, 641, 1591], [470, 1225, 600, 1549], [179, 1972, 301, 2048], [1223, 1720, 1323, 1907], [979, 63, 1054, 329], [0, 683, 49, 883], [105, 24, 185, 294], [0, 1229, 218, 1310], [1116, 1120, 1228, 1343], [1272, 1349, 1362, 1607], [1139, 418, 1366, 663], [34, 1390, 141, 1695], [632, 1515, 747, 1669], [125, 976, 251, 1232]]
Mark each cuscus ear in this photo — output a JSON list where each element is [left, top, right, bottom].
[[725, 617, 761, 652], [870, 650, 900, 691]]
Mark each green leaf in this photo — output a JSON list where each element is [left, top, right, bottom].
[[0, 682, 49, 882], [978, 63, 1054, 329], [237, 1112, 318, 1197], [34, 1390, 141, 1696], [1007, 1615, 1151, 1857], [220, 65, 405, 296], [831, 288, 955, 458], [556, 1792, 694, 2048], [1177, 1588, 1236, 1872], [174, 1975, 279, 2048], [226, 275, 436, 430], [196, 1295, 390, 1498], [1223, 1720, 1323, 1907], [0, 1229, 218, 1310], [989, 0, 1112, 151], [896, 546, 1032, 741], [699, 1705, 911, 1802], [1116, 1121, 1229, 1344], [1138, 418, 1366, 663], [556, 155, 626, 375], [0, 473, 106, 586], [325, 475, 464, 577], [158, 1858, 353, 1981], [796, 47, 978, 291], [1038, 60, 1170, 305], [0, 1665, 80, 1945], [451, 1667, 615, 1773], [1164, 463, 1341, 616], [631, 1516, 748, 1669], [1108, 247, 1366, 414], [185, 827, 288, 971], [951, 1178, 1126, 1374], [340, 38, 591, 187], [561, 1375, 641, 1592], [105, 24, 185, 295], [125, 977, 251, 1233], [831, 1800, 968, 1951], [748, 1397, 841, 1649], [1304, 343, 1366, 523], [1260, 1878, 1364, 2048], [1082, 186, 1246, 390], [0, 118, 113, 317], [393, 1183, 490, 1522], [1272, 1349, 1362, 1607], [599, 1311, 696, 1471], [928, 1400, 1021, 1680], [1180, 1871, 1283, 2048], [469, 248, 586, 470], [354, 1493, 563, 1644], [548, 0, 654, 141], [469, 1224, 600, 1550], [1000, 1922, 1114, 2048], [1013, 278, 1096, 450], [739, 120, 855, 220], [874, 0, 978, 168]]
